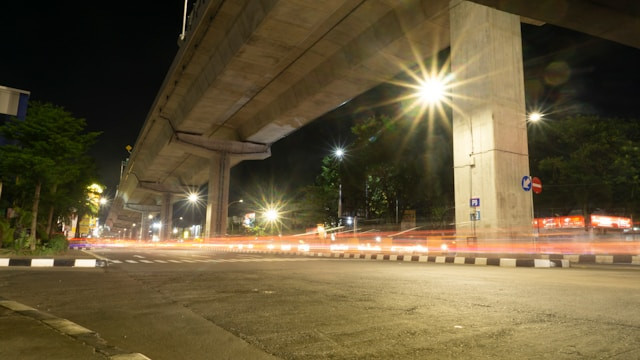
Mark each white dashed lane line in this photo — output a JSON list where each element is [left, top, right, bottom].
[[104, 257, 328, 265]]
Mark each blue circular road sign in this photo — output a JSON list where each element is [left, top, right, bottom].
[[521, 175, 532, 191]]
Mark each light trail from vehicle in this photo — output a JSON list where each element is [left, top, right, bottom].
[[70, 227, 640, 257]]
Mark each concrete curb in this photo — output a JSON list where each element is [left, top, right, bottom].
[[10, 249, 637, 269], [224, 248, 640, 267], [215, 249, 575, 268], [0, 258, 108, 268], [541, 253, 640, 265], [0, 299, 149, 359]]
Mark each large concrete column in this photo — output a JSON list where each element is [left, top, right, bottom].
[[160, 193, 173, 241], [449, 1, 532, 242], [205, 152, 230, 238], [140, 211, 149, 241], [125, 203, 161, 241]]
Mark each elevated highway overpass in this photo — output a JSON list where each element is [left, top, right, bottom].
[[106, 0, 639, 241]]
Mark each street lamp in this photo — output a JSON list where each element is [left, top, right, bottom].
[[528, 112, 543, 122], [417, 77, 446, 105], [334, 148, 345, 220], [264, 208, 279, 222], [228, 199, 244, 207]]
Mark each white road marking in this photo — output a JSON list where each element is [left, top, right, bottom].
[[237, 254, 264, 259], [107, 256, 335, 265]]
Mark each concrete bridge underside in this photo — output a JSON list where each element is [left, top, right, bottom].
[[106, 0, 639, 240]]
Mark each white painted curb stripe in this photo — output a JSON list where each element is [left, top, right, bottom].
[[31, 259, 55, 267], [534, 259, 551, 268], [110, 353, 152, 359], [499, 258, 517, 267], [74, 259, 97, 267], [475, 257, 487, 265], [454, 257, 465, 264], [0, 300, 37, 311], [435, 256, 446, 264], [0, 258, 9, 266], [43, 318, 93, 336], [596, 255, 614, 264]]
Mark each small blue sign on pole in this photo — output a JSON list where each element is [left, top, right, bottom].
[[521, 175, 532, 191], [470, 197, 480, 207]]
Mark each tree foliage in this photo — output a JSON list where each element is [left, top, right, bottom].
[[312, 112, 454, 225], [0, 101, 101, 249], [529, 115, 640, 217]]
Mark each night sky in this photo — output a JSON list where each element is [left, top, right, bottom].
[[1, 2, 638, 197]]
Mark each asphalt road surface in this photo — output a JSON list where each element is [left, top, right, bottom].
[[1, 248, 639, 359]]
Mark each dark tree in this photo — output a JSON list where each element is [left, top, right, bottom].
[[0, 101, 101, 249]]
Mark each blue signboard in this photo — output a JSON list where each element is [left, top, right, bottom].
[[470, 198, 480, 207], [521, 175, 532, 191]]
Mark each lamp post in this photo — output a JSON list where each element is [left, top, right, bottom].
[[264, 207, 280, 235], [334, 148, 344, 221], [227, 199, 243, 233], [185, 192, 203, 239]]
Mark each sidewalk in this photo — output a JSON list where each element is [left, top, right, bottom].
[[0, 298, 149, 360]]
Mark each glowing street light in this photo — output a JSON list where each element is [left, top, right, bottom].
[[417, 77, 446, 105], [188, 193, 199, 203], [264, 208, 279, 222], [229, 199, 244, 206], [528, 112, 543, 122]]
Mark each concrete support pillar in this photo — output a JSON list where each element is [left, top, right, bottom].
[[140, 211, 149, 241], [160, 193, 173, 241], [449, 1, 533, 242], [205, 152, 230, 238]]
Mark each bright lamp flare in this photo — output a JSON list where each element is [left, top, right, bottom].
[[334, 148, 344, 158], [529, 112, 543, 122], [188, 193, 199, 202], [418, 78, 446, 104], [265, 208, 279, 222]]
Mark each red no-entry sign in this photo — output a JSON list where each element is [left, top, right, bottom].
[[532, 176, 542, 194]]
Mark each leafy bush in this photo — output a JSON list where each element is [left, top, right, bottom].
[[0, 218, 14, 248], [46, 234, 69, 252]]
